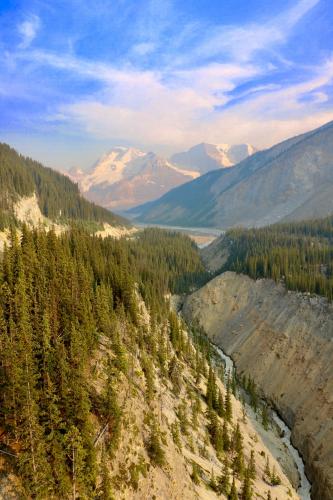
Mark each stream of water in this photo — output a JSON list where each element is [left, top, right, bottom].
[[214, 345, 312, 500]]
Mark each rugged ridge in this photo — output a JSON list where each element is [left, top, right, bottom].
[[182, 272, 333, 500], [132, 120, 333, 228]]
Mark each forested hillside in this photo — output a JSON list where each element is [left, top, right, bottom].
[[209, 215, 333, 301], [0, 228, 295, 499], [0, 143, 127, 229]]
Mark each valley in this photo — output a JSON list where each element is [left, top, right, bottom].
[[2, 2, 333, 499], [0, 135, 332, 500]]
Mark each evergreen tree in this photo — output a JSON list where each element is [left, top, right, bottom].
[[222, 419, 231, 452], [225, 382, 233, 422], [218, 456, 230, 495], [229, 477, 238, 500], [191, 461, 201, 485], [248, 450, 256, 480], [241, 469, 253, 500], [146, 423, 165, 468]]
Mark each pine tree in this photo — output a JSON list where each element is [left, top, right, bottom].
[[263, 457, 271, 482], [146, 423, 165, 467], [191, 461, 201, 485], [218, 456, 230, 495], [169, 356, 182, 396], [177, 400, 189, 436], [222, 419, 230, 452], [229, 477, 238, 500], [98, 446, 114, 500], [206, 366, 217, 409], [191, 394, 201, 430], [217, 389, 224, 418], [248, 450, 256, 480], [232, 423, 243, 454], [270, 465, 281, 486], [232, 448, 245, 479], [207, 409, 223, 454], [225, 382, 233, 422], [241, 469, 253, 500], [209, 469, 218, 492]]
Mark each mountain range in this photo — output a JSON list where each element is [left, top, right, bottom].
[[130, 120, 333, 228], [68, 143, 255, 211]]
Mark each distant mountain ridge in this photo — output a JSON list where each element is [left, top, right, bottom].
[[130, 120, 333, 228], [69, 142, 256, 211]]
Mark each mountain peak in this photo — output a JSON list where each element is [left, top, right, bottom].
[[170, 142, 256, 174]]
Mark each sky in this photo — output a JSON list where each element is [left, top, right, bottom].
[[1, 0, 333, 170]]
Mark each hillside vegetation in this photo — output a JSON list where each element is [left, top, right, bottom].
[[0, 143, 127, 229], [0, 228, 296, 499], [208, 215, 333, 301]]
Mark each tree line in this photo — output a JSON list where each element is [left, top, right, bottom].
[[218, 216, 333, 301]]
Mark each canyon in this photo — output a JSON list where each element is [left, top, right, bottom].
[[183, 271, 333, 499]]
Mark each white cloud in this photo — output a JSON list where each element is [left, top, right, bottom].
[[10, 0, 332, 154], [49, 56, 333, 152], [185, 0, 320, 64], [18, 15, 40, 49]]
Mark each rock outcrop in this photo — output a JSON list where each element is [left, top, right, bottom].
[[183, 272, 333, 499]]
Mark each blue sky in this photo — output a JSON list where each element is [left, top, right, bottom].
[[1, 0, 333, 170]]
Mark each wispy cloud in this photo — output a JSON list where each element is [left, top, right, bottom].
[[31, 50, 330, 150], [183, 0, 320, 65], [17, 15, 40, 49], [2, 0, 332, 166]]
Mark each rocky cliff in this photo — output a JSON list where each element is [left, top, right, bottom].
[[183, 272, 333, 499]]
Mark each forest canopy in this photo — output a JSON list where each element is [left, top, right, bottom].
[[0, 226, 207, 497], [218, 215, 333, 301]]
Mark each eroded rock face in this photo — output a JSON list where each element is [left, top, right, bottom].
[[183, 272, 333, 500]]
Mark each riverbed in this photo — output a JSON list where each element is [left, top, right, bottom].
[[214, 345, 312, 500], [134, 222, 223, 247]]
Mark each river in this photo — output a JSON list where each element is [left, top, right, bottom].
[[214, 345, 312, 500]]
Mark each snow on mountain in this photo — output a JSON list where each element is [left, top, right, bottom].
[[170, 143, 256, 175], [69, 147, 198, 211], [68, 142, 255, 211], [79, 147, 147, 192]]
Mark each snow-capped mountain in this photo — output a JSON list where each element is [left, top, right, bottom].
[[171, 143, 257, 175], [69, 147, 199, 211], [69, 143, 255, 211]]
